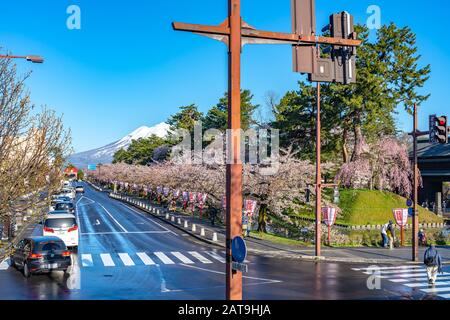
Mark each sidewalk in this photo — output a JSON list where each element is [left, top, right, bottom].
[[109, 191, 450, 265]]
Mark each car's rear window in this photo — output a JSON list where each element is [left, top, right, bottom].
[[55, 203, 73, 210], [35, 241, 66, 252], [45, 218, 76, 229]]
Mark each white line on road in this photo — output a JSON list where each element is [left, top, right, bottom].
[[97, 202, 128, 233], [100, 253, 116, 267], [363, 269, 426, 275], [120, 203, 178, 236], [404, 281, 450, 288], [171, 252, 194, 264], [189, 251, 213, 264], [205, 251, 225, 263], [154, 252, 175, 265], [137, 252, 156, 265], [421, 286, 450, 293], [0, 259, 10, 271], [352, 265, 424, 271], [81, 254, 93, 267], [80, 231, 170, 236], [118, 253, 135, 266]]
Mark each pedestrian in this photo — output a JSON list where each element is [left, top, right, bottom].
[[209, 205, 218, 227], [419, 229, 427, 246], [387, 220, 396, 249], [424, 244, 443, 285], [381, 222, 389, 248]]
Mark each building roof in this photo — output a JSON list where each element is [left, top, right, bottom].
[[409, 137, 450, 159]]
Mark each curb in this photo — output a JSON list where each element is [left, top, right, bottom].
[[107, 193, 450, 266]]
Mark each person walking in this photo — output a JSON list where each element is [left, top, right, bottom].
[[387, 220, 396, 249], [424, 244, 443, 285], [381, 222, 389, 248], [209, 205, 218, 227]]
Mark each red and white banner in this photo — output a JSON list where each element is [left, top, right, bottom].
[[244, 199, 258, 216], [156, 186, 163, 194], [189, 192, 196, 204], [393, 208, 408, 227], [322, 207, 337, 227], [163, 187, 170, 197], [197, 193, 207, 205], [173, 189, 180, 199]]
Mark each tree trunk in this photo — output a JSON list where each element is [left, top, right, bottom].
[[342, 128, 349, 164], [351, 123, 368, 162], [257, 205, 268, 233]]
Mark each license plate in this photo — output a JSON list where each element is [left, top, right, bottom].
[[44, 263, 58, 269]]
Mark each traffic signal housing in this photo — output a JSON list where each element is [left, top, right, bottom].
[[435, 116, 448, 144], [307, 11, 357, 84]]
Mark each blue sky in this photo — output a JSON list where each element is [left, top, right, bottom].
[[0, 0, 449, 152]]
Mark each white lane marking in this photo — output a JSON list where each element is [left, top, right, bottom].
[[97, 202, 128, 233], [137, 252, 156, 265], [421, 286, 450, 293], [179, 263, 283, 284], [100, 253, 116, 267], [363, 269, 426, 275], [118, 253, 135, 266], [189, 251, 213, 264], [120, 203, 178, 237], [80, 231, 170, 235], [352, 266, 423, 271], [81, 254, 93, 267], [381, 272, 450, 279], [404, 281, 450, 288], [171, 252, 194, 264], [389, 276, 450, 283], [94, 219, 101, 226], [205, 251, 226, 263], [0, 259, 10, 271], [154, 252, 175, 265]]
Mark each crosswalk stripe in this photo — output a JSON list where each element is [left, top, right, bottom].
[[118, 253, 135, 266], [363, 269, 425, 275], [352, 265, 423, 271], [0, 259, 9, 271], [404, 281, 450, 288], [205, 251, 225, 263], [384, 272, 450, 279], [390, 276, 450, 283], [171, 252, 194, 264], [189, 251, 212, 264], [137, 252, 155, 265], [81, 254, 93, 267], [154, 252, 175, 265], [100, 253, 115, 267], [421, 287, 450, 293], [440, 294, 450, 299]]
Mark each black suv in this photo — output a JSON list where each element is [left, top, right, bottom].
[[54, 202, 75, 214], [10, 236, 72, 278]]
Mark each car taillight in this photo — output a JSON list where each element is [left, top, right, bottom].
[[62, 251, 71, 257], [43, 226, 54, 233], [29, 253, 43, 259], [68, 225, 78, 232]]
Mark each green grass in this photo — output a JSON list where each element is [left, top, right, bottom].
[[338, 189, 444, 226], [249, 231, 311, 247]]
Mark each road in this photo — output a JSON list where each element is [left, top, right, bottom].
[[0, 183, 449, 300]]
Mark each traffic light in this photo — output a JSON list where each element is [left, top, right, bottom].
[[430, 115, 448, 144], [435, 116, 448, 144], [308, 11, 357, 84]]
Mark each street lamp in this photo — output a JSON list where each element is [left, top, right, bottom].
[[0, 54, 44, 63]]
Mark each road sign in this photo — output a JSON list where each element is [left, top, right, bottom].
[[231, 236, 247, 263], [393, 209, 408, 227], [232, 261, 248, 273], [408, 207, 414, 217], [87, 164, 97, 171], [406, 199, 413, 208]]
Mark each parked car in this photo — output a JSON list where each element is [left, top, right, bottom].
[[10, 236, 72, 278], [54, 202, 75, 214], [75, 185, 85, 194], [43, 214, 79, 249]]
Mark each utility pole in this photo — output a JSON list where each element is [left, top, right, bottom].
[[412, 104, 419, 262], [315, 80, 321, 257], [172, 0, 361, 300]]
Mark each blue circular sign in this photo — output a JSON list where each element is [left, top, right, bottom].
[[231, 236, 247, 263], [406, 199, 413, 208]]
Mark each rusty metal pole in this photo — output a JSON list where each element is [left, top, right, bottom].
[[226, 0, 243, 301], [315, 80, 322, 257], [412, 104, 419, 262]]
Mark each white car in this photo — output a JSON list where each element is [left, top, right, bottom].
[[75, 185, 85, 194], [43, 214, 79, 249], [61, 188, 76, 200]]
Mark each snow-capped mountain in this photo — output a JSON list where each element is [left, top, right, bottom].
[[68, 123, 170, 168]]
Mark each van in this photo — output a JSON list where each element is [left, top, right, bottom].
[[43, 214, 79, 249]]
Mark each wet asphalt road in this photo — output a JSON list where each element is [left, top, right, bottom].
[[0, 183, 448, 300]]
